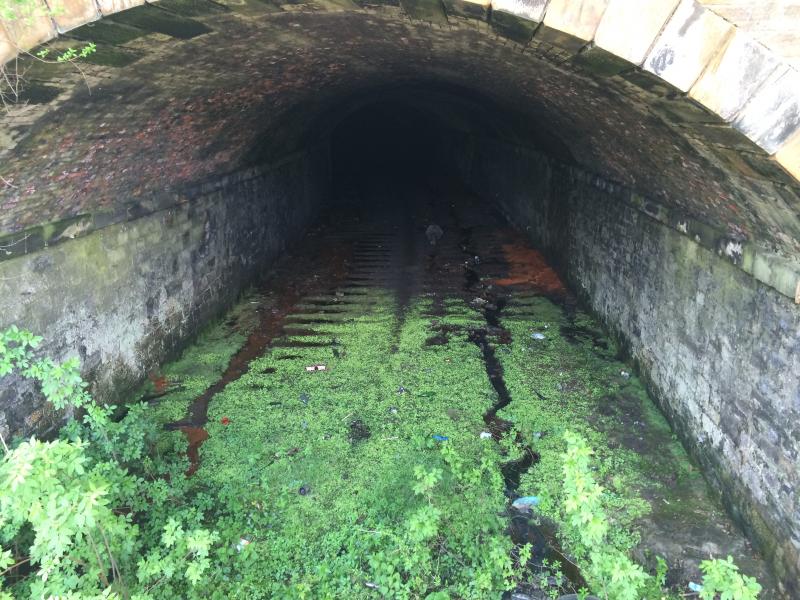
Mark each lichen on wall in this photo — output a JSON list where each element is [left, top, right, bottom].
[[0, 146, 330, 440]]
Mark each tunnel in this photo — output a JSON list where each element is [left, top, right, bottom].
[[1, 0, 800, 598]]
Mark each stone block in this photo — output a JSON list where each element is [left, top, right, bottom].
[[107, 5, 211, 39], [643, 0, 733, 93], [49, 0, 100, 33], [687, 123, 764, 153], [0, 1, 56, 56], [491, 0, 548, 23], [594, 0, 680, 66], [536, 0, 610, 54], [442, 0, 490, 21], [733, 66, 800, 155], [775, 129, 800, 183], [572, 45, 630, 77], [690, 30, 782, 122], [400, 0, 448, 23], [0, 23, 15, 66], [490, 9, 535, 43], [650, 96, 724, 125], [618, 68, 680, 98], [96, 0, 147, 17]]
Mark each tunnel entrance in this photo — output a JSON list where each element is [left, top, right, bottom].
[[146, 129, 776, 596], [2, 1, 798, 595]]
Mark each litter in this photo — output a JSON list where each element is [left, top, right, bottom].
[[511, 496, 540, 511], [235, 537, 251, 553], [221, 417, 230, 426], [432, 434, 449, 442], [300, 393, 309, 404], [305, 364, 327, 372], [397, 385, 407, 394], [388, 406, 398, 414], [531, 332, 546, 340], [479, 431, 493, 440], [688, 582, 703, 593], [425, 224, 443, 246], [620, 370, 630, 379], [298, 486, 310, 496], [532, 431, 543, 440]]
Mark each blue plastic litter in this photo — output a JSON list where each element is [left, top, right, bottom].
[[432, 435, 449, 442], [512, 496, 540, 511], [688, 582, 703, 593], [531, 333, 546, 340]]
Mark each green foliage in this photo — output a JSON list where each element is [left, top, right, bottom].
[[36, 43, 97, 63], [0, 327, 216, 599], [0, 0, 96, 110], [560, 433, 761, 600], [561, 431, 649, 600], [0, 286, 766, 600], [699, 556, 762, 600]]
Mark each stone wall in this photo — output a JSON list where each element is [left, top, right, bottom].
[[0, 145, 330, 440], [461, 137, 800, 594]]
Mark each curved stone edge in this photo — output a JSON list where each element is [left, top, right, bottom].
[[0, 0, 797, 183], [0, 0, 799, 302], [1, 0, 797, 177]]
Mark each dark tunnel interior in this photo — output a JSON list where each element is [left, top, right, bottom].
[[331, 101, 449, 191]]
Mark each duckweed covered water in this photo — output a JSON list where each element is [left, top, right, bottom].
[[137, 183, 773, 597]]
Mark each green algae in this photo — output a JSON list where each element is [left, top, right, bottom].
[[134, 291, 265, 425], [137, 272, 765, 596], [189, 291, 518, 597]]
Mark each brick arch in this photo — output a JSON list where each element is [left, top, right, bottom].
[[2, 1, 800, 592], [2, 0, 798, 181]]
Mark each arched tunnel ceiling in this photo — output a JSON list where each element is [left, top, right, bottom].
[[1, 0, 800, 276]]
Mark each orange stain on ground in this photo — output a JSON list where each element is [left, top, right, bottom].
[[491, 237, 568, 297]]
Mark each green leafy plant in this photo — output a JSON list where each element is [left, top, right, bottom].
[[560, 432, 761, 600], [561, 430, 649, 600], [0, 0, 96, 112], [699, 556, 761, 600], [0, 326, 216, 599]]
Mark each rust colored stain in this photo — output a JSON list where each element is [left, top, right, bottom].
[[491, 240, 568, 297], [179, 426, 209, 477], [149, 373, 170, 393], [165, 227, 353, 477]]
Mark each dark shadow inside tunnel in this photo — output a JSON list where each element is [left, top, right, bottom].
[[330, 101, 449, 198]]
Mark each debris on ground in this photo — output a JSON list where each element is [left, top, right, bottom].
[[235, 537, 251, 552], [305, 364, 327, 372], [221, 416, 230, 425], [425, 224, 443, 245], [349, 419, 371, 442], [688, 582, 703, 592], [531, 332, 546, 340], [480, 431, 492, 439], [432, 434, 449, 442], [620, 370, 630, 379], [300, 393, 310, 404], [298, 486, 310, 496], [511, 496, 540, 511]]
